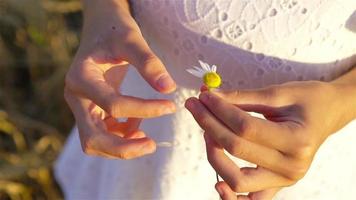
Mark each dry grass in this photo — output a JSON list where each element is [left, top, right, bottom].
[[0, 0, 82, 199]]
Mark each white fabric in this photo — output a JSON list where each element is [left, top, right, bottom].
[[55, 0, 356, 199]]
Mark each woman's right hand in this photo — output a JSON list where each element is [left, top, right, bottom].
[[64, 0, 176, 159]]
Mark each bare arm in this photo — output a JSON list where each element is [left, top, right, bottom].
[[331, 65, 356, 121]]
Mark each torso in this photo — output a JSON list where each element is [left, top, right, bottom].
[[131, 0, 356, 89]]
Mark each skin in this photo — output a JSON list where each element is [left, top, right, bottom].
[[64, 0, 177, 159], [185, 66, 356, 199]]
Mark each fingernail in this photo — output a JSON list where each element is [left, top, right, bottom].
[[216, 187, 224, 198], [157, 74, 175, 91], [185, 99, 194, 110], [200, 85, 209, 92]]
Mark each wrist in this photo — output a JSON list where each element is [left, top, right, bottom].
[[80, 0, 136, 40], [82, 0, 131, 25], [83, 0, 130, 14], [330, 68, 356, 120]]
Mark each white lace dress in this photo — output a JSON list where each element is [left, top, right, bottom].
[[55, 0, 356, 199]]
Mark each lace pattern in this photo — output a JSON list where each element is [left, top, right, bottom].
[[131, 0, 356, 89]]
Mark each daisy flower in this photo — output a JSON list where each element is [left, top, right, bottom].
[[186, 60, 222, 89]]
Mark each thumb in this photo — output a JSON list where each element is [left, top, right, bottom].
[[120, 32, 176, 93]]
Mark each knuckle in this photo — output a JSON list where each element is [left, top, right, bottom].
[[230, 178, 246, 193], [293, 144, 314, 159], [290, 133, 315, 159], [225, 137, 243, 157], [262, 85, 288, 104], [282, 137, 314, 181], [264, 85, 280, 99], [106, 98, 122, 118], [265, 85, 279, 95], [284, 177, 298, 187], [285, 161, 309, 181], [80, 138, 95, 156], [137, 53, 160, 69], [196, 113, 211, 129], [235, 118, 254, 138]]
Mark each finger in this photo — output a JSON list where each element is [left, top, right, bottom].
[[103, 65, 129, 90], [204, 133, 243, 192], [199, 92, 292, 151], [216, 182, 251, 200], [124, 130, 146, 139], [116, 31, 176, 93], [64, 89, 156, 159], [200, 85, 209, 92], [239, 167, 292, 192], [109, 95, 176, 118], [219, 182, 281, 200], [66, 63, 176, 118], [215, 181, 237, 200], [186, 98, 287, 174], [247, 187, 282, 200], [104, 118, 147, 139], [85, 128, 155, 159], [204, 134, 292, 193], [212, 87, 289, 107], [104, 117, 142, 137]]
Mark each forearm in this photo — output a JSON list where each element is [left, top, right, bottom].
[[330, 65, 356, 119], [332, 65, 356, 85], [83, 0, 130, 15], [79, 0, 134, 84], [81, 0, 134, 37]]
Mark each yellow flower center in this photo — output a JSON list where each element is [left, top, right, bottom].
[[203, 72, 222, 89]]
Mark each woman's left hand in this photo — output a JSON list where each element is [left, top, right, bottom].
[[185, 80, 356, 200]]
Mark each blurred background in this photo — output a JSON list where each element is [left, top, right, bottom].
[[0, 0, 82, 199]]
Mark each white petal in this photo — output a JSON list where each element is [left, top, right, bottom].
[[186, 69, 204, 78], [116, 117, 128, 123], [211, 65, 217, 72], [205, 63, 211, 72], [157, 142, 173, 147], [205, 63, 212, 72], [199, 60, 210, 72], [193, 66, 205, 73]]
